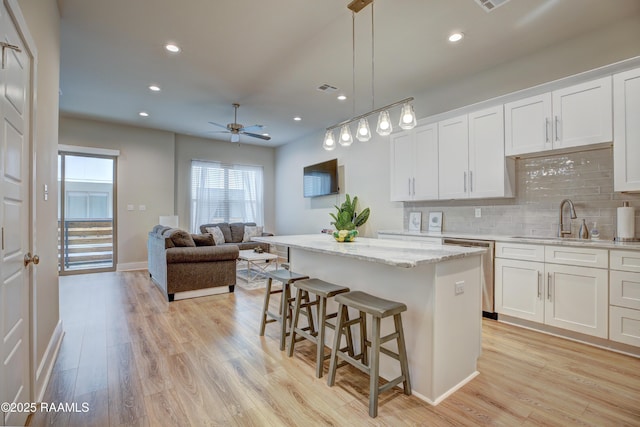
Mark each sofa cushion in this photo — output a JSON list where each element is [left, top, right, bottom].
[[206, 226, 226, 245], [242, 225, 263, 242], [192, 233, 214, 246], [165, 245, 239, 263], [216, 223, 232, 243], [229, 222, 245, 243], [169, 229, 196, 247]]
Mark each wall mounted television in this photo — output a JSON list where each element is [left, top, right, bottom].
[[303, 158, 339, 198]]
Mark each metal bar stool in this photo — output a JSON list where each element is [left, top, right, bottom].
[[327, 291, 412, 418], [259, 268, 309, 351], [287, 278, 354, 378]]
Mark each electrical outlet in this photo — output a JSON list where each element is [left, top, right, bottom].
[[455, 281, 465, 295], [475, 208, 481, 218], [127, 204, 134, 211]]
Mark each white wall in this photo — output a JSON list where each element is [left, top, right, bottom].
[[174, 134, 276, 233], [274, 15, 640, 237], [275, 132, 402, 237], [58, 116, 175, 268], [16, 0, 61, 398]]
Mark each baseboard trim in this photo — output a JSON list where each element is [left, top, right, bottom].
[[34, 320, 64, 402], [174, 286, 232, 301], [117, 261, 148, 271]]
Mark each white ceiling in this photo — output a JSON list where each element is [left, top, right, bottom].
[[58, 0, 640, 146]]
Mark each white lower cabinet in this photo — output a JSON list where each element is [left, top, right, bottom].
[[495, 258, 544, 322], [609, 250, 640, 346], [544, 263, 608, 338], [495, 242, 609, 339]]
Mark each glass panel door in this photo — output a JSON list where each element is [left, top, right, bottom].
[[58, 152, 116, 274]]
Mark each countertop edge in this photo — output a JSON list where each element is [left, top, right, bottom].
[[378, 230, 640, 251], [253, 235, 486, 268]]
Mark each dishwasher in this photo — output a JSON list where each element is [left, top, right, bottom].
[[442, 238, 496, 319]]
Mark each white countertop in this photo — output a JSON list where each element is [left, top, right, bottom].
[[253, 234, 486, 268], [378, 230, 640, 251]]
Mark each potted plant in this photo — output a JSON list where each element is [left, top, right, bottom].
[[329, 194, 370, 242]]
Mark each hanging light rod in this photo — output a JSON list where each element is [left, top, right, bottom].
[[325, 97, 414, 131], [347, 0, 373, 13]]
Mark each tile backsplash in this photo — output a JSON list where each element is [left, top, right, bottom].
[[404, 147, 640, 240]]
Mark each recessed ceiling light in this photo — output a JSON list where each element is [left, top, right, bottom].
[[294, 116, 302, 121], [139, 111, 149, 117], [448, 32, 464, 43], [337, 95, 347, 101], [165, 43, 181, 53], [149, 85, 161, 92]]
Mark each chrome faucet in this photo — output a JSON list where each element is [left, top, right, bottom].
[[558, 199, 577, 237]]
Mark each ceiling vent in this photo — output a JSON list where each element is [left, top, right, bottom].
[[317, 83, 339, 93], [474, 0, 511, 12]]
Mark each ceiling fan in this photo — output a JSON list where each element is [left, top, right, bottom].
[[208, 103, 271, 143]]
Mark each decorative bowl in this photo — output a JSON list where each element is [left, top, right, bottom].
[[333, 229, 358, 242]]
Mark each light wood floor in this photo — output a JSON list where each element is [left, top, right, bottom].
[[28, 271, 640, 426]]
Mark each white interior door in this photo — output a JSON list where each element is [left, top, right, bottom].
[[1, 2, 32, 426]]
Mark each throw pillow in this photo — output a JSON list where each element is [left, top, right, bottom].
[[192, 233, 214, 246], [206, 226, 226, 245], [169, 229, 196, 247], [242, 225, 263, 242]]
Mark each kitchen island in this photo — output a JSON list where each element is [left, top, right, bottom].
[[253, 234, 486, 405]]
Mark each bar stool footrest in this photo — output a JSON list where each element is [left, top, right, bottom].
[[378, 376, 407, 394]]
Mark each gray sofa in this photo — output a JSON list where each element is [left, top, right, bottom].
[[199, 222, 272, 252], [147, 225, 239, 301]]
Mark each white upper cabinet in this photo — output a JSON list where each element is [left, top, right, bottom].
[[439, 106, 514, 200], [468, 105, 514, 198], [504, 93, 552, 156], [613, 67, 640, 192], [390, 123, 438, 201], [505, 76, 613, 156], [438, 115, 468, 200]]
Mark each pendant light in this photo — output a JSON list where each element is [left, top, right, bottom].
[[323, 130, 336, 151], [399, 102, 417, 130], [356, 118, 371, 142], [339, 124, 353, 146], [322, 0, 417, 149], [376, 110, 392, 136]]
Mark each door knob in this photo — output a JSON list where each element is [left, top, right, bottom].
[[24, 252, 40, 267]]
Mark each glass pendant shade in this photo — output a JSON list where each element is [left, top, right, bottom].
[[339, 124, 353, 146], [376, 110, 392, 136], [399, 102, 417, 130], [323, 130, 336, 151], [356, 118, 372, 142]]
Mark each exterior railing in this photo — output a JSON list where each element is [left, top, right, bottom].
[[58, 219, 113, 270]]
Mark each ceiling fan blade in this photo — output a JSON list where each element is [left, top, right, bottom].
[[208, 121, 229, 130], [241, 131, 271, 141], [207, 130, 231, 134], [239, 124, 264, 132]]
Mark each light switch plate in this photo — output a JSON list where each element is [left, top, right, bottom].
[[475, 208, 481, 218], [127, 204, 134, 211], [455, 281, 465, 295]]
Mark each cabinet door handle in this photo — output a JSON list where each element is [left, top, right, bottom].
[[555, 116, 560, 142], [547, 273, 552, 301], [463, 172, 467, 193], [408, 178, 411, 196], [412, 177, 415, 196], [538, 271, 542, 299], [469, 171, 473, 193], [545, 118, 550, 143]]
